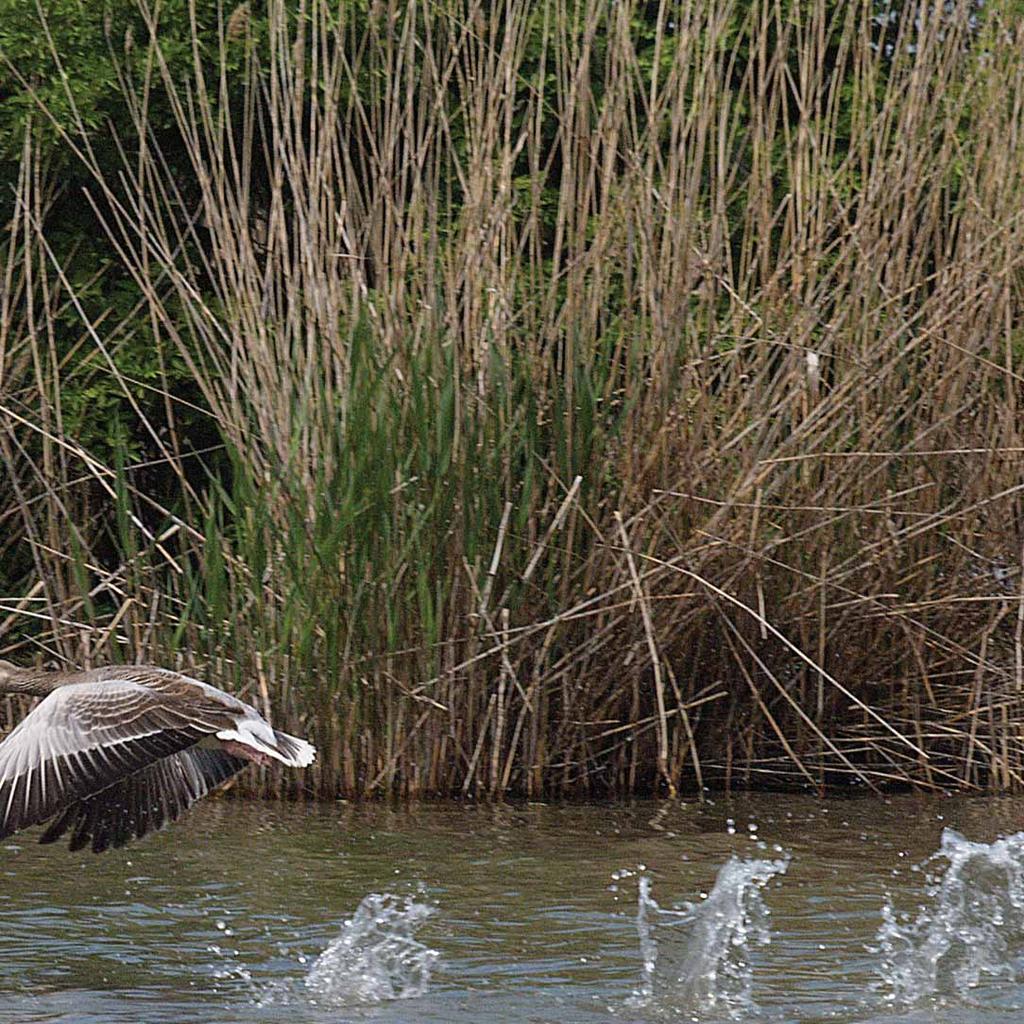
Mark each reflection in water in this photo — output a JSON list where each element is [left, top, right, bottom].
[[877, 829, 1024, 1009], [631, 854, 788, 1019], [304, 892, 438, 1004]]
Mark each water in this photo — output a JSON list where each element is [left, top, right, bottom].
[[630, 853, 788, 1018], [876, 829, 1024, 1012], [3, 795, 1024, 1022], [302, 893, 438, 1005]]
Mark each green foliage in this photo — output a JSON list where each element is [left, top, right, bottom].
[[0, 0, 239, 163], [0, 0, 256, 464]]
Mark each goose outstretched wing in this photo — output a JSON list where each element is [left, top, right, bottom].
[[0, 680, 238, 841], [38, 747, 248, 852]]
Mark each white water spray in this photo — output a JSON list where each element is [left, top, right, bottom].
[[876, 828, 1024, 1007], [303, 892, 439, 1006], [630, 853, 788, 1018]]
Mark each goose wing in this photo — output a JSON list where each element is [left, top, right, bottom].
[[0, 679, 238, 841], [38, 747, 248, 853]]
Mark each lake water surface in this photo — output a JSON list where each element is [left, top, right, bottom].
[[3, 795, 1024, 1023]]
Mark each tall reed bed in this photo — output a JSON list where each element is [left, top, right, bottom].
[[1, 0, 1023, 796]]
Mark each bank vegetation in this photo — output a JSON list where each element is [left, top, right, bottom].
[[1, 0, 1023, 797]]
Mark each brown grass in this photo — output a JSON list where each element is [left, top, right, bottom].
[[1, 0, 1023, 798]]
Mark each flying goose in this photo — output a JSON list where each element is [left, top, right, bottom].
[[0, 660, 315, 853]]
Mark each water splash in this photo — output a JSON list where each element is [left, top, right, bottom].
[[635, 875, 661, 1002], [303, 892, 439, 1006], [630, 854, 788, 1019], [876, 828, 1024, 1007]]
